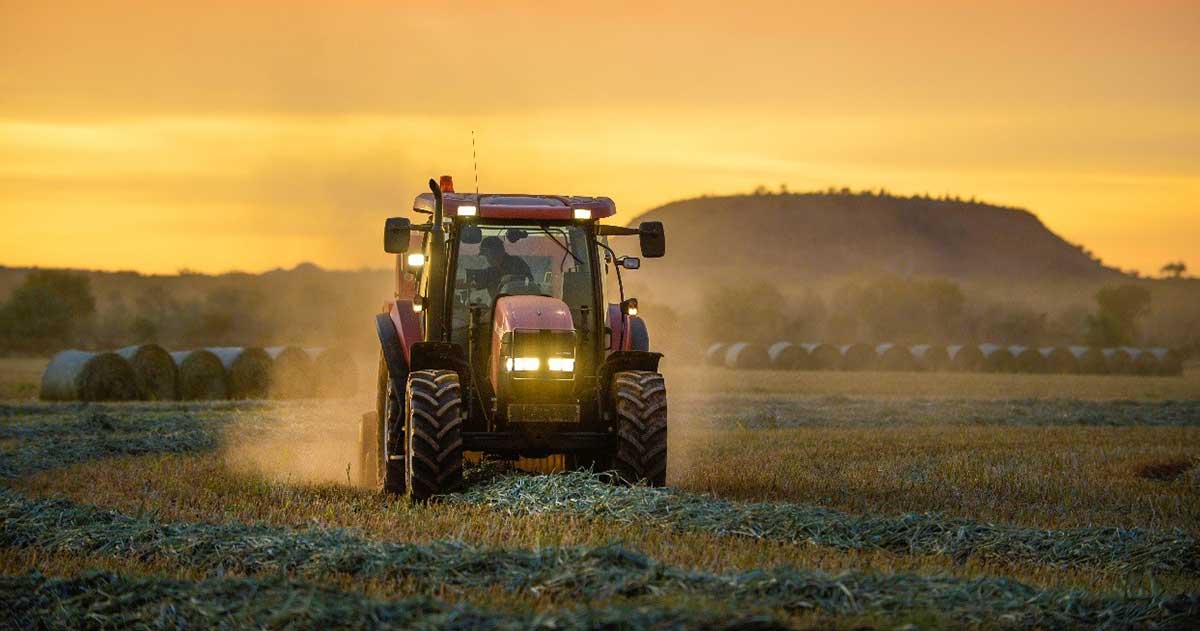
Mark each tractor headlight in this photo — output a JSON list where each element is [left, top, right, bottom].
[[547, 357, 575, 372], [506, 357, 540, 372]]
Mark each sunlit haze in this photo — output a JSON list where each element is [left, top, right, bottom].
[[2, 0, 1197, 275]]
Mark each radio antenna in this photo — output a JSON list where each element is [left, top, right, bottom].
[[471, 130, 480, 206]]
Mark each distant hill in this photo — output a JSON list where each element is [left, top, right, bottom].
[[629, 191, 1124, 292]]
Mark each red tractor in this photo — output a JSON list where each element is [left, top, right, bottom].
[[360, 177, 667, 500]]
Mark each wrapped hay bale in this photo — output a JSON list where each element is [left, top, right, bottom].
[[208, 347, 272, 399], [171, 350, 229, 400], [266, 345, 316, 398], [1102, 347, 1134, 374], [704, 343, 727, 367], [115, 344, 177, 400], [723, 342, 770, 370], [979, 343, 1016, 373], [767, 341, 807, 370], [1146, 347, 1183, 376], [40, 350, 140, 401], [947, 344, 985, 372], [910, 344, 950, 371], [1009, 345, 1048, 373], [307, 347, 358, 397], [1039, 346, 1079, 374], [838, 343, 875, 371], [1069, 346, 1108, 374], [1120, 347, 1159, 375], [802, 342, 841, 370], [875, 343, 918, 371]]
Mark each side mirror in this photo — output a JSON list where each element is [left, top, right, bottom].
[[618, 256, 641, 270], [638, 221, 665, 258], [384, 217, 411, 253]]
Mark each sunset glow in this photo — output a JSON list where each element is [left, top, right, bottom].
[[2, 0, 1197, 275]]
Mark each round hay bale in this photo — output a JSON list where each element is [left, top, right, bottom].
[[307, 347, 359, 397], [1145, 347, 1183, 376], [723, 342, 770, 370], [802, 342, 841, 370], [838, 343, 875, 371], [208, 347, 272, 399], [875, 343, 918, 371], [704, 343, 728, 367], [1009, 345, 1047, 373], [171, 350, 229, 400], [115, 344, 177, 400], [910, 344, 950, 371], [1069, 346, 1107, 374], [1122, 347, 1159, 376], [947, 344, 984, 372], [979, 343, 1016, 373], [766, 341, 806, 370], [266, 345, 316, 398], [40, 350, 140, 402], [1038, 346, 1079, 374], [1102, 347, 1134, 374]]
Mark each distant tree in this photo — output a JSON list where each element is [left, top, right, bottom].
[[0, 270, 96, 352], [1160, 261, 1187, 279], [1085, 284, 1151, 346], [752, 185, 769, 196], [700, 282, 786, 344]]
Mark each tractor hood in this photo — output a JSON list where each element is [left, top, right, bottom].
[[490, 295, 575, 388], [492, 295, 574, 335]]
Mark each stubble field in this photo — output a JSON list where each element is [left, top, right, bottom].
[[1, 359, 1198, 629]]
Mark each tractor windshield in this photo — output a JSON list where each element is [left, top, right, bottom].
[[450, 223, 595, 344]]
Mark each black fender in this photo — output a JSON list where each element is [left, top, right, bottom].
[[598, 350, 663, 413], [410, 341, 471, 377], [375, 313, 409, 396]]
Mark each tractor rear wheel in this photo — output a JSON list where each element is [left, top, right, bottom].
[[374, 353, 406, 494], [405, 369, 464, 501], [611, 370, 668, 486]]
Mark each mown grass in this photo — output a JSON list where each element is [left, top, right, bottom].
[[665, 364, 1200, 400]]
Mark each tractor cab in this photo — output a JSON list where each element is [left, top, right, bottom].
[[363, 176, 668, 501]]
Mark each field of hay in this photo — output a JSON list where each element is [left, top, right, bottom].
[[1, 358, 1198, 629]]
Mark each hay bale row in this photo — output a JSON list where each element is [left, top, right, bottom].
[[704, 341, 1184, 376], [40, 345, 357, 401]]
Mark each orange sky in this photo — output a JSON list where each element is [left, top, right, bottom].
[[1, 0, 1197, 276]]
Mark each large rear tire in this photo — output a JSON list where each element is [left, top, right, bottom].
[[373, 353, 406, 494], [611, 370, 668, 486], [405, 369, 464, 502]]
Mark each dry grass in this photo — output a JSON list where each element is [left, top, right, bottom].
[[0, 358, 48, 401], [672, 426, 1200, 533]]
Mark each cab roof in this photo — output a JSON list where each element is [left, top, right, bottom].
[[414, 193, 617, 220]]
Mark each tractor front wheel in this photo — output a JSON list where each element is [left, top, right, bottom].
[[612, 370, 668, 486], [373, 353, 406, 494], [405, 369, 464, 501]]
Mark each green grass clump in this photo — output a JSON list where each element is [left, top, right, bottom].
[[455, 471, 1200, 576], [2, 490, 1197, 629]]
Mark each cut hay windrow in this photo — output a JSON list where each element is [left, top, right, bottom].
[[1, 491, 1195, 629], [39, 350, 140, 402], [208, 346, 272, 399], [672, 395, 1200, 429], [0, 572, 788, 631], [453, 471, 1200, 576], [171, 350, 228, 400], [306, 347, 358, 397], [0, 411, 219, 479], [266, 345, 316, 398], [115, 343, 178, 400]]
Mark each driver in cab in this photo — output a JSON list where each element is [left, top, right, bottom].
[[466, 236, 534, 297]]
